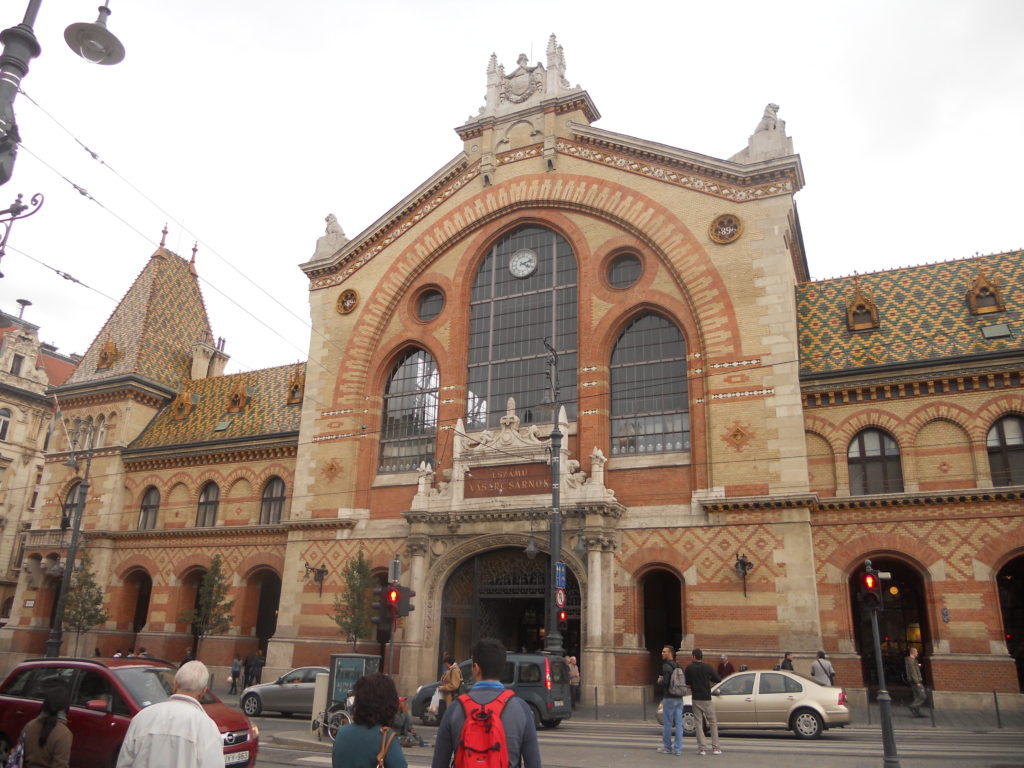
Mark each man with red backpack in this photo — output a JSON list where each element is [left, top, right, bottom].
[[430, 638, 542, 768]]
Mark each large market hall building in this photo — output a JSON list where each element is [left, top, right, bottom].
[[2, 36, 1022, 707]]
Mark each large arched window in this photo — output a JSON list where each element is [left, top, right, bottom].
[[379, 349, 439, 473], [138, 487, 159, 530], [988, 415, 1024, 487], [610, 314, 689, 455], [0, 408, 10, 441], [848, 428, 904, 495], [260, 477, 286, 524], [466, 226, 578, 429], [196, 482, 219, 527], [61, 481, 84, 530]]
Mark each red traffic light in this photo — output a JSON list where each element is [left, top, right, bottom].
[[387, 587, 399, 605], [863, 572, 877, 590], [558, 609, 567, 622]]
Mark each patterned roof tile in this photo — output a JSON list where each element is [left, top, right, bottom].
[[798, 251, 1024, 375]]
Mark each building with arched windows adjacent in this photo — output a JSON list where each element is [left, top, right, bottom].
[[1, 36, 1022, 707]]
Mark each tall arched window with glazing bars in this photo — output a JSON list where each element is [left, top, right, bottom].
[[987, 415, 1024, 487], [466, 225, 578, 429], [609, 313, 689, 455], [196, 482, 219, 527], [138, 487, 159, 530], [260, 477, 286, 524], [379, 349, 439, 473]]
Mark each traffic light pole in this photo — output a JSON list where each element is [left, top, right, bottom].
[[386, 613, 396, 677], [864, 559, 900, 768]]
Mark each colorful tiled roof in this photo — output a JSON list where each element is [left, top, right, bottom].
[[64, 249, 212, 390], [128, 363, 304, 450], [798, 251, 1024, 376]]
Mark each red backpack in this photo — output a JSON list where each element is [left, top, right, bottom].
[[453, 689, 514, 768]]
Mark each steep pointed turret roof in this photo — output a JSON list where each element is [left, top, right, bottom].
[[63, 246, 213, 391]]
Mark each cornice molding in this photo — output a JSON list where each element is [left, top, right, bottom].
[[122, 442, 298, 471], [699, 488, 1024, 513]]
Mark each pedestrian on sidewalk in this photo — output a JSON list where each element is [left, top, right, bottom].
[[567, 655, 581, 709], [717, 654, 735, 678], [229, 653, 242, 694], [905, 647, 927, 717], [685, 648, 722, 756], [332, 673, 407, 768], [810, 650, 836, 687], [779, 651, 794, 671], [656, 645, 684, 756]]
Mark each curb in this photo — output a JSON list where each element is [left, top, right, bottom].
[[271, 731, 333, 753]]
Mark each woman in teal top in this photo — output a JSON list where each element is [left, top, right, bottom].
[[332, 673, 407, 768]]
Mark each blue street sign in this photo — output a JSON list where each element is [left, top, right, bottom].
[[555, 561, 566, 589]]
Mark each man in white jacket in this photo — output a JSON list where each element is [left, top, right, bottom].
[[116, 660, 223, 768]]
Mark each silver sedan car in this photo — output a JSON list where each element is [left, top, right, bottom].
[[240, 666, 328, 717], [657, 669, 850, 739]]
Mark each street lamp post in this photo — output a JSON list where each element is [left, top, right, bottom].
[[0, 0, 126, 186], [45, 424, 95, 658], [543, 338, 565, 657]]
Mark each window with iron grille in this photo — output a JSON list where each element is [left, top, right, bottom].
[[260, 477, 286, 523], [848, 428, 904, 494], [138, 487, 159, 530], [987, 415, 1024, 487], [466, 226, 577, 429], [379, 349, 439, 473], [610, 314, 689, 455], [196, 482, 219, 527]]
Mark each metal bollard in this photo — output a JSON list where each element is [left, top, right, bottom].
[[993, 690, 1003, 729], [641, 686, 646, 722]]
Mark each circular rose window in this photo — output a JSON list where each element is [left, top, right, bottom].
[[417, 289, 445, 322], [607, 253, 642, 289], [709, 214, 743, 244]]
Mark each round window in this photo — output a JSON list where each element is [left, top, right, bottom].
[[607, 253, 642, 289], [417, 289, 445, 322]]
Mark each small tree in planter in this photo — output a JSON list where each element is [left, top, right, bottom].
[[62, 555, 108, 656], [330, 549, 373, 651], [179, 554, 234, 657]]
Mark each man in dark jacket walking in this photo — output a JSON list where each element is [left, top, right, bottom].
[[685, 648, 722, 756], [431, 638, 541, 768]]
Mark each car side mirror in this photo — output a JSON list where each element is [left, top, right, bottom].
[[712, 689, 721, 697], [86, 698, 111, 712]]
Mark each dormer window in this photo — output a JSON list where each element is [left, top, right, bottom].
[[846, 284, 879, 331], [286, 367, 305, 405], [967, 271, 1005, 315], [226, 380, 250, 413], [96, 339, 118, 370]]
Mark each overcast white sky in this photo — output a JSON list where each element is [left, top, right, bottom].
[[1, 0, 1021, 375]]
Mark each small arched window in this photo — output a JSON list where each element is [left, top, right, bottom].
[[196, 482, 219, 527], [0, 408, 11, 441], [848, 428, 903, 495], [987, 416, 1024, 487], [260, 477, 286, 524], [139, 487, 160, 530], [610, 314, 690, 455], [379, 349, 439, 473]]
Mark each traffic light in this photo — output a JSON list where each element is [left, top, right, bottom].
[[387, 585, 400, 615], [370, 584, 395, 631], [396, 586, 416, 618], [557, 609, 568, 633], [860, 564, 882, 610]]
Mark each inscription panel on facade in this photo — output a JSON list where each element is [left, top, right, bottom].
[[464, 463, 551, 498]]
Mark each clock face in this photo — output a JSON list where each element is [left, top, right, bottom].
[[509, 248, 538, 278]]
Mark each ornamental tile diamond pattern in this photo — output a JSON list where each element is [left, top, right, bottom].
[[797, 251, 1024, 374]]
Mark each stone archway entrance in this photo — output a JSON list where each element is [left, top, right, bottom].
[[850, 557, 930, 695], [439, 548, 581, 663], [997, 554, 1024, 692]]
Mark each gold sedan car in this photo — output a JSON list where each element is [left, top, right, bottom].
[[657, 669, 850, 739]]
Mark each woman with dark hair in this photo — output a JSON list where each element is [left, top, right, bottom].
[[332, 673, 407, 768], [21, 681, 73, 767]]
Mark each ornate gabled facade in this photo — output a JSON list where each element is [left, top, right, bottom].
[[0, 307, 77, 624], [2, 36, 1022, 708]]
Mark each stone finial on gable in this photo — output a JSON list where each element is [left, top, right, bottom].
[[729, 103, 795, 164], [313, 213, 349, 260]]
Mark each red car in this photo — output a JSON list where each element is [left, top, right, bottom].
[[0, 656, 258, 768]]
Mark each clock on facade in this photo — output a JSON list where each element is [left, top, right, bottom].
[[509, 248, 538, 278]]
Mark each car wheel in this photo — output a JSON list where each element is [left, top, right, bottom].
[[327, 708, 352, 742], [682, 709, 698, 738], [791, 709, 823, 739], [540, 718, 561, 729], [241, 693, 262, 717]]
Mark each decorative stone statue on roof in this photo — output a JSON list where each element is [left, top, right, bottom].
[[313, 213, 349, 259], [479, 34, 581, 120], [729, 103, 795, 164]]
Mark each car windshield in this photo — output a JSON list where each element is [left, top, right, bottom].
[[113, 666, 219, 708]]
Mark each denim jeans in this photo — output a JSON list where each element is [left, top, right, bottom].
[[662, 696, 683, 753]]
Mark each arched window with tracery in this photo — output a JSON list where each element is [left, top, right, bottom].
[[260, 477, 286, 524], [196, 482, 219, 527], [379, 349, 439, 473], [848, 428, 904, 495], [466, 225, 578, 429], [987, 415, 1024, 487], [138, 487, 159, 530], [610, 314, 689, 455]]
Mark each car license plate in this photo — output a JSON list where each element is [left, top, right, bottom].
[[554, 700, 564, 706], [225, 751, 249, 765]]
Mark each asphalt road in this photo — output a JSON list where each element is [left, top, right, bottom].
[[248, 715, 1024, 768]]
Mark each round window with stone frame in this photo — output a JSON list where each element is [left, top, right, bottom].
[[709, 213, 743, 244], [607, 252, 643, 289], [416, 288, 445, 323]]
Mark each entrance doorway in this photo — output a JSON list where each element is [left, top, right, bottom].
[[253, 570, 281, 651], [850, 557, 929, 695], [440, 548, 581, 664], [997, 555, 1024, 692]]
